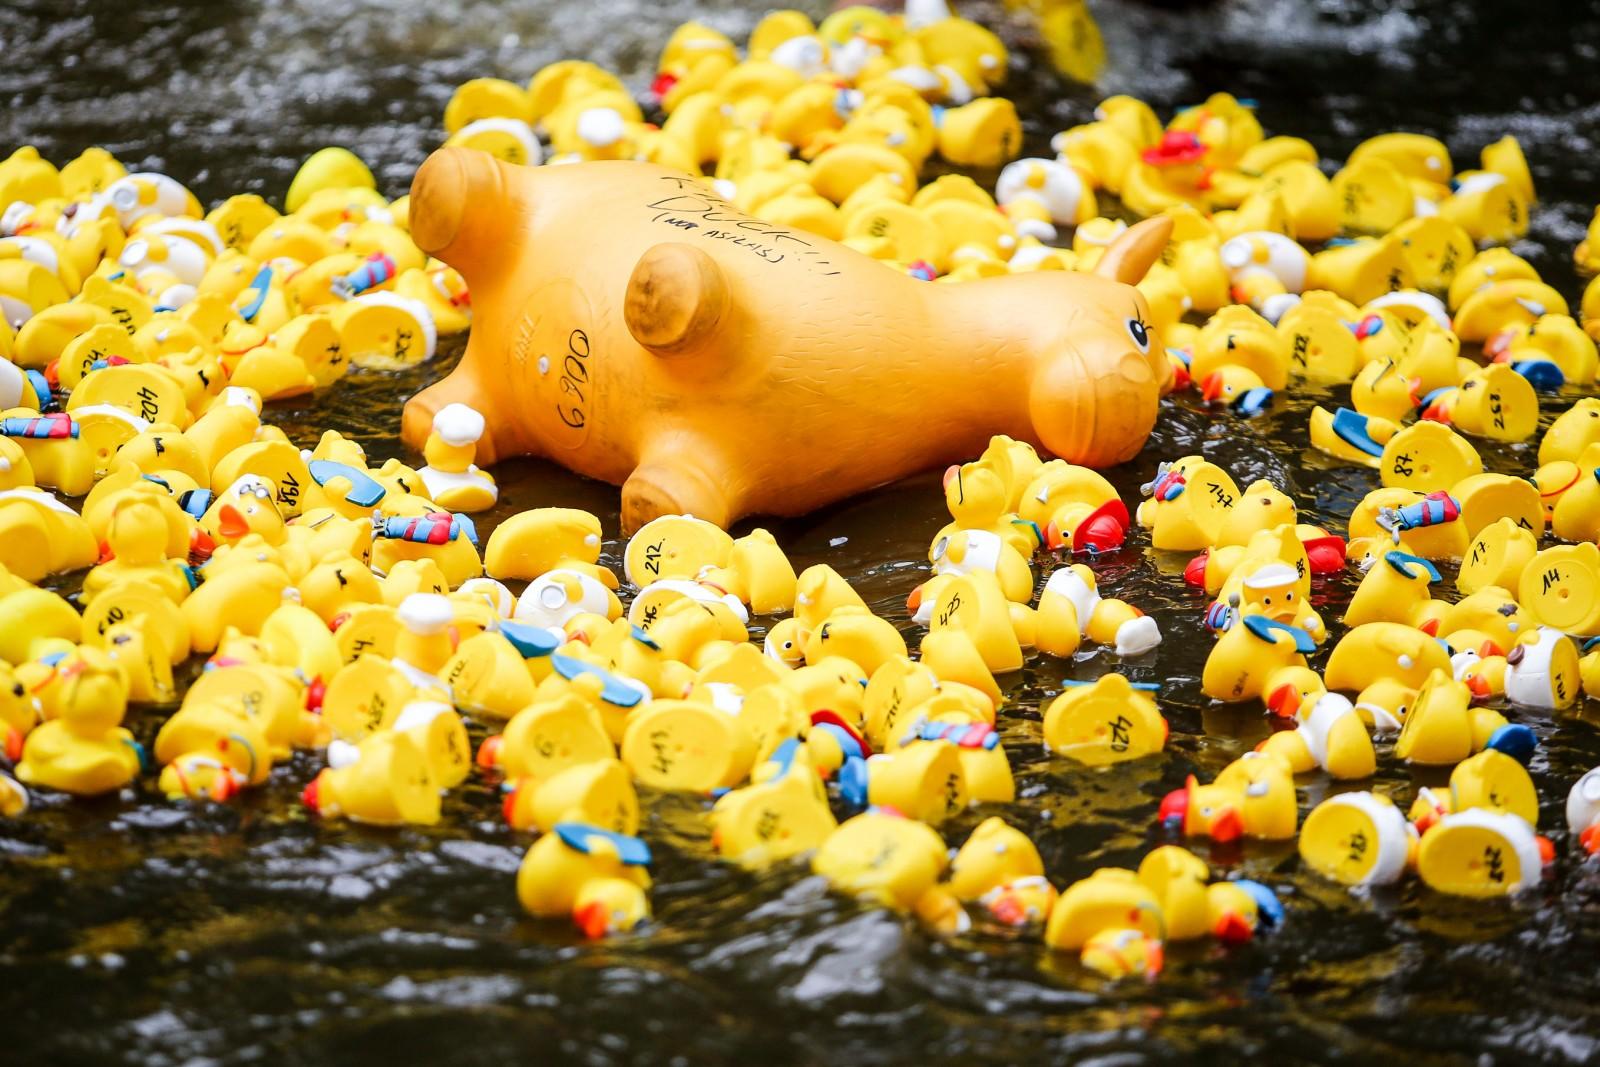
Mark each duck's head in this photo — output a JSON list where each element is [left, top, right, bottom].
[[207, 474, 284, 545]]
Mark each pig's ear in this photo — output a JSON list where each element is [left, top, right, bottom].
[[624, 242, 729, 357], [1094, 215, 1174, 285], [409, 147, 516, 280]]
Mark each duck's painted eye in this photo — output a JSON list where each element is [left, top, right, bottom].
[[1126, 318, 1151, 353]]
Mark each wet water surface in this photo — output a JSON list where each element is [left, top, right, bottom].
[[5, 0, 1600, 1063]]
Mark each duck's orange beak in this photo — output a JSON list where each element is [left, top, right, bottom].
[[1209, 806, 1243, 843], [905, 584, 924, 615], [476, 735, 504, 771], [573, 901, 611, 940], [501, 779, 526, 829], [1213, 911, 1254, 944], [217, 503, 250, 541], [3, 724, 22, 763], [1265, 683, 1301, 719], [1200, 372, 1224, 403], [300, 772, 325, 814], [1043, 520, 1066, 551]]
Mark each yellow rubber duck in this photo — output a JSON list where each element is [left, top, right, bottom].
[[501, 758, 638, 836], [1394, 668, 1534, 766], [1158, 752, 1298, 842], [1547, 443, 1600, 543], [926, 570, 1027, 673], [1342, 550, 1443, 630], [1042, 674, 1167, 765], [1078, 926, 1165, 980], [0, 662, 40, 763], [1439, 171, 1530, 245], [1201, 614, 1315, 704], [1017, 461, 1127, 553], [15, 647, 142, 796], [480, 692, 613, 784], [1538, 398, 1600, 466], [1503, 313, 1597, 384], [0, 410, 95, 495], [368, 504, 481, 590], [802, 604, 908, 677], [944, 816, 1055, 926], [1308, 234, 1412, 305], [702, 528, 798, 615], [514, 568, 622, 633], [0, 589, 82, 676], [622, 513, 734, 589], [1415, 808, 1546, 898], [1136, 456, 1241, 551], [0, 486, 99, 582], [416, 403, 497, 512], [1501, 626, 1581, 711], [813, 808, 949, 912], [620, 697, 755, 793], [302, 730, 440, 826], [835, 734, 970, 826], [1457, 518, 1537, 597], [1454, 278, 1568, 343], [516, 822, 652, 937], [1136, 845, 1278, 944], [710, 739, 837, 867], [1518, 542, 1600, 637], [1043, 866, 1163, 952], [1409, 749, 1538, 833], [1188, 304, 1291, 395], [886, 693, 1010, 803], [1325, 622, 1453, 694], [1299, 791, 1416, 887], [154, 701, 273, 802], [482, 506, 606, 582], [932, 461, 1036, 559], [926, 528, 1033, 605], [1256, 691, 1376, 779], [1346, 360, 1418, 427], [82, 494, 195, 603], [1036, 564, 1161, 658], [1216, 559, 1324, 643], [1345, 487, 1468, 565]]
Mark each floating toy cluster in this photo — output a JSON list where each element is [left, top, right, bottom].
[[5, 0, 1600, 987]]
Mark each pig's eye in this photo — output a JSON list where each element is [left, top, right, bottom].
[[1127, 318, 1151, 353]]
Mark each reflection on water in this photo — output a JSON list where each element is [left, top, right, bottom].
[[5, 0, 1600, 1063]]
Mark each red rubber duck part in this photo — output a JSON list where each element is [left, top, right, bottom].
[[1301, 535, 1347, 575], [476, 734, 505, 771], [501, 779, 523, 827], [300, 772, 325, 814], [810, 709, 870, 758], [1141, 130, 1208, 166], [1158, 779, 1191, 828]]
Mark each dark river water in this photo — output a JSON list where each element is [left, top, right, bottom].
[[5, 0, 1600, 1063]]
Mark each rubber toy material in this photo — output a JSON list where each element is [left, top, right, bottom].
[[401, 150, 1173, 531]]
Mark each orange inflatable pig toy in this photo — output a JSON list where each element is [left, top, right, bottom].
[[402, 149, 1171, 531]]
